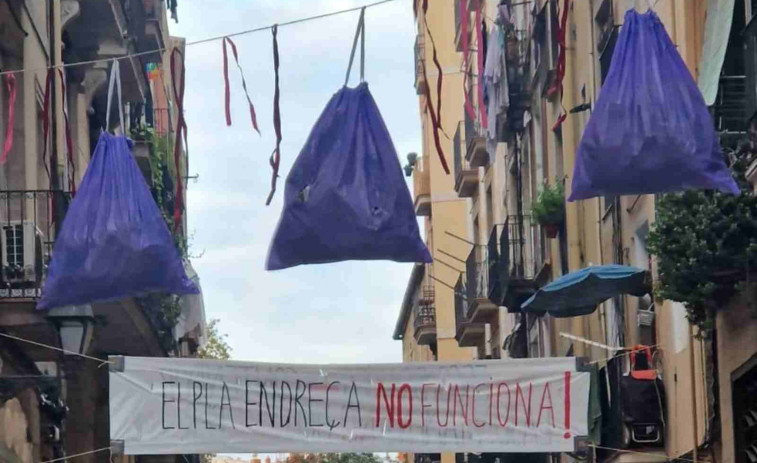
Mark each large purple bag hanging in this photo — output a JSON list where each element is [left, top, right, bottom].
[[569, 9, 739, 201], [38, 60, 197, 310], [266, 9, 431, 270]]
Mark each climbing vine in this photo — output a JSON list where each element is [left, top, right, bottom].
[[647, 139, 757, 332]]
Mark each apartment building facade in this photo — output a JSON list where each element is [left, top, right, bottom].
[[399, 1, 757, 462], [0, 1, 203, 462]]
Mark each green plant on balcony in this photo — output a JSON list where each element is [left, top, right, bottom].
[[532, 179, 565, 238], [647, 142, 757, 333]]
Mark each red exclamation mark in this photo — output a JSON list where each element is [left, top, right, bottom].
[[564, 371, 571, 439]]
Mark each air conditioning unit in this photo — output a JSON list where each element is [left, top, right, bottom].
[[0, 221, 44, 283]]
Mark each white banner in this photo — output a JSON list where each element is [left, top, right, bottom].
[[109, 356, 590, 455]]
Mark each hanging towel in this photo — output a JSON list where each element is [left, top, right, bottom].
[[38, 60, 197, 310], [266, 9, 431, 270], [570, 9, 739, 201]]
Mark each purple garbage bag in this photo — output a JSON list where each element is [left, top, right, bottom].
[[570, 9, 739, 201], [266, 83, 432, 270], [37, 132, 198, 310]]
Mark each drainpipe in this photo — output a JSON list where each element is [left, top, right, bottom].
[[48, 0, 64, 234], [559, 1, 586, 356]]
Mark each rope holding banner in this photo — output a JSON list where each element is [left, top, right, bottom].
[[170, 48, 187, 231], [1, 74, 16, 164], [105, 59, 124, 132], [222, 36, 260, 134], [266, 24, 282, 206]]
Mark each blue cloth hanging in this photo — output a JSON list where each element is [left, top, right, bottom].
[[569, 9, 739, 201], [38, 60, 197, 310], [266, 9, 431, 270]]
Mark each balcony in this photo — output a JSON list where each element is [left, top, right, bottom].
[[499, 215, 541, 312], [464, 95, 488, 167], [454, 122, 478, 197], [414, 155, 431, 216], [454, 274, 485, 347], [713, 75, 747, 137], [453, 0, 466, 52], [0, 191, 69, 301], [413, 283, 436, 346], [464, 239, 498, 323], [414, 34, 427, 96]]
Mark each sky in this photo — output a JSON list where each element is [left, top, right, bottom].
[[170, 0, 420, 365]]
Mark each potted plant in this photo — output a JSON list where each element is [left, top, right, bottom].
[[532, 180, 565, 238]]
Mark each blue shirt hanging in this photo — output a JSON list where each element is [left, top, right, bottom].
[[570, 9, 739, 201], [38, 60, 197, 310], [266, 9, 431, 270]]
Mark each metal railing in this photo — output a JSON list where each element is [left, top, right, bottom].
[[464, 84, 484, 159], [465, 242, 488, 309], [413, 156, 430, 198], [414, 33, 425, 93], [504, 214, 538, 280], [454, 274, 467, 333], [0, 191, 70, 299], [453, 121, 469, 183], [713, 75, 747, 134], [413, 299, 436, 331]]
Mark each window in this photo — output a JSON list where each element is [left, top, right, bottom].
[[733, 355, 757, 463], [595, 0, 618, 85], [4, 224, 23, 267]]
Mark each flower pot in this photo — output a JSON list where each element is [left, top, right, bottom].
[[544, 223, 560, 238]]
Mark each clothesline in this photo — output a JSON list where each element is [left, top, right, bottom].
[[0, 0, 399, 77]]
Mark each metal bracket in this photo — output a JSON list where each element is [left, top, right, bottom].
[[108, 356, 125, 373], [573, 435, 590, 454], [575, 356, 591, 372], [110, 440, 124, 455]]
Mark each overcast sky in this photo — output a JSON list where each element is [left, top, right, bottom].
[[171, 0, 419, 365]]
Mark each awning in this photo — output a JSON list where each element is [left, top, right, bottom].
[[521, 265, 649, 318], [698, 0, 735, 106]]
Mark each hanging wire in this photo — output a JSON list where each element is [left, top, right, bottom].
[[0, 0, 400, 77], [39, 447, 113, 463], [0, 332, 112, 367]]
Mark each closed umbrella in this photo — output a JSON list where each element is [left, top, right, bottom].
[[521, 265, 649, 318]]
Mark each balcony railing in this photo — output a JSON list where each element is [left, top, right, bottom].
[[414, 34, 427, 96], [454, 121, 477, 197], [454, 0, 465, 52], [713, 75, 747, 135], [0, 191, 69, 299], [465, 244, 488, 315], [497, 214, 541, 311], [464, 85, 488, 167], [413, 155, 431, 216], [454, 273, 467, 334]]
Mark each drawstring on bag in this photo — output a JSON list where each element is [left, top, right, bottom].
[[105, 59, 124, 133], [344, 7, 366, 86]]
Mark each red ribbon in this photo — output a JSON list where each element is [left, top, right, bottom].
[[461, 0, 476, 122], [474, 1, 488, 130], [1, 74, 16, 164], [550, 0, 570, 131], [41, 69, 54, 182], [222, 37, 260, 134], [421, 0, 450, 175], [58, 69, 75, 195], [171, 48, 187, 231], [266, 25, 282, 206]]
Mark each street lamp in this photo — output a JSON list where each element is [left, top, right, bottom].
[[46, 305, 95, 355]]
